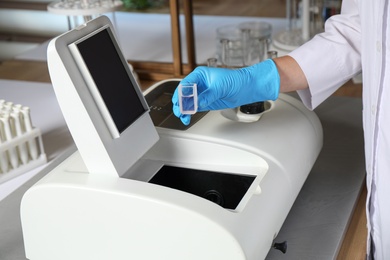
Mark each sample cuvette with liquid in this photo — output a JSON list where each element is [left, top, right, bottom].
[[179, 83, 198, 114]]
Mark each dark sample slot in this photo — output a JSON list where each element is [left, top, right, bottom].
[[149, 165, 255, 209]]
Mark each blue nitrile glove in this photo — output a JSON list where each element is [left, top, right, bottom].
[[172, 59, 280, 125]]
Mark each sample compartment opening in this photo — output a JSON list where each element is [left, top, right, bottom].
[[149, 166, 256, 210]]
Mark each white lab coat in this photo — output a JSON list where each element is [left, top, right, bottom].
[[289, 0, 390, 259]]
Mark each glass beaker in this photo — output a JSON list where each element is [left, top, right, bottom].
[[238, 21, 272, 63], [216, 24, 245, 67], [216, 22, 272, 67]]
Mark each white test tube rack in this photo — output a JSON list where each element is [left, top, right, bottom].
[[0, 102, 47, 184]]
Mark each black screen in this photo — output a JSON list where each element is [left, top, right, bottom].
[[76, 28, 145, 134]]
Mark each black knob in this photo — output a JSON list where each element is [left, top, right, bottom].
[[204, 190, 224, 207], [273, 241, 287, 254], [239, 102, 265, 114]]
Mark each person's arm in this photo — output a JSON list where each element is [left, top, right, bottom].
[[273, 55, 308, 93], [284, 0, 361, 109]]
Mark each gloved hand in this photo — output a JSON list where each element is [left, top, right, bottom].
[[172, 59, 280, 125]]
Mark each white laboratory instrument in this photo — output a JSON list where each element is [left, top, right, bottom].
[[20, 16, 323, 260]]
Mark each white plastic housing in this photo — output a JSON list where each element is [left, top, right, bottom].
[[46, 16, 159, 177], [21, 92, 323, 260]]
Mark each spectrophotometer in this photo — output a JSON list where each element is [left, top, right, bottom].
[[20, 15, 323, 260]]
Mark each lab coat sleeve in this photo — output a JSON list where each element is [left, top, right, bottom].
[[288, 0, 362, 110]]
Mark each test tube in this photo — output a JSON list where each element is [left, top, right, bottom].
[[0, 113, 19, 169], [0, 120, 9, 173], [302, 0, 310, 41], [21, 107, 39, 160], [179, 83, 198, 115], [3, 101, 13, 111], [241, 28, 251, 66], [221, 39, 230, 68], [10, 109, 29, 165]]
